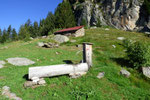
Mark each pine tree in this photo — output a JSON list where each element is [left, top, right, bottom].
[[1, 29, 7, 43], [7, 25, 12, 41], [12, 28, 18, 41], [39, 19, 45, 36], [18, 24, 30, 40], [33, 21, 39, 37], [0, 29, 2, 43], [55, 1, 76, 28], [43, 12, 55, 36]]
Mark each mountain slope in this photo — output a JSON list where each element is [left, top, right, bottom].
[[0, 28, 150, 99]]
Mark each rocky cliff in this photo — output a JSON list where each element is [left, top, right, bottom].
[[68, 0, 150, 32]]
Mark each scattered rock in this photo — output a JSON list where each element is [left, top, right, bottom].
[[90, 26, 97, 29], [44, 42, 59, 48], [2, 86, 22, 100], [0, 64, 4, 69], [0, 76, 4, 80], [31, 77, 40, 83], [42, 36, 47, 38], [117, 37, 125, 40], [7, 57, 35, 66], [70, 40, 76, 43], [0, 61, 6, 65], [24, 78, 46, 88], [38, 78, 46, 85], [105, 28, 109, 31], [142, 67, 150, 78], [24, 81, 37, 88], [30, 37, 33, 40], [145, 32, 150, 35], [53, 35, 69, 43], [112, 45, 116, 48], [120, 69, 130, 78], [38, 42, 59, 48], [0, 46, 8, 50], [38, 42, 44, 47], [69, 72, 87, 78], [97, 72, 105, 79], [56, 52, 59, 55]]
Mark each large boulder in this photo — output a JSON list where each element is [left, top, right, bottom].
[[53, 35, 69, 43], [142, 67, 150, 78]]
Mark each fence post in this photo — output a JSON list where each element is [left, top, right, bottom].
[[83, 42, 93, 68]]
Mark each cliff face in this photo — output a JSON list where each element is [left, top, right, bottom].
[[70, 0, 150, 32]]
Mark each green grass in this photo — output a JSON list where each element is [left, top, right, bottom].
[[0, 27, 150, 100]]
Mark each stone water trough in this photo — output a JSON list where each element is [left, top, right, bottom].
[[28, 43, 93, 79]]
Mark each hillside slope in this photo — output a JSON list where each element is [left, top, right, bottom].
[[0, 28, 150, 99]]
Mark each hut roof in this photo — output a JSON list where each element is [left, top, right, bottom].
[[55, 26, 84, 33]]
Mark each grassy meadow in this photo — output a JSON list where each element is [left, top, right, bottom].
[[0, 27, 150, 100]]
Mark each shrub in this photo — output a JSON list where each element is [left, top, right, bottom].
[[123, 39, 150, 69]]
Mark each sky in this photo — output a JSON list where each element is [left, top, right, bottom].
[[0, 0, 62, 32]]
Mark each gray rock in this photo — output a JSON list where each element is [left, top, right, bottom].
[[38, 42, 44, 47], [97, 72, 105, 79], [0, 61, 6, 65], [0, 46, 8, 50], [24, 81, 37, 87], [117, 37, 125, 40], [142, 67, 150, 78], [30, 37, 33, 40], [38, 78, 46, 85], [105, 28, 109, 31], [42, 36, 47, 38], [7, 57, 35, 66], [0, 64, 4, 69], [2, 86, 10, 93], [120, 69, 130, 78], [2, 86, 22, 100], [53, 35, 69, 43], [112, 45, 116, 48], [31, 77, 40, 83], [69, 72, 87, 79]]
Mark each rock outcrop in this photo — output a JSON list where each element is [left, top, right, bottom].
[[68, 0, 150, 32]]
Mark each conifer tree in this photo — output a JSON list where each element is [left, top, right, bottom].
[[7, 25, 12, 41], [43, 12, 55, 35], [1, 29, 7, 43], [33, 21, 39, 37], [0, 29, 2, 43], [55, 1, 76, 28], [18, 25, 29, 40], [12, 28, 18, 41], [39, 19, 45, 36]]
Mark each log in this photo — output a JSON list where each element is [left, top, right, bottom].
[[29, 63, 88, 79]]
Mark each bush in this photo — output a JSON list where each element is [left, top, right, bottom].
[[123, 39, 150, 69]]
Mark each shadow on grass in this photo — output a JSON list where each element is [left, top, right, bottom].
[[63, 60, 73, 64], [23, 74, 29, 81], [111, 57, 132, 68]]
